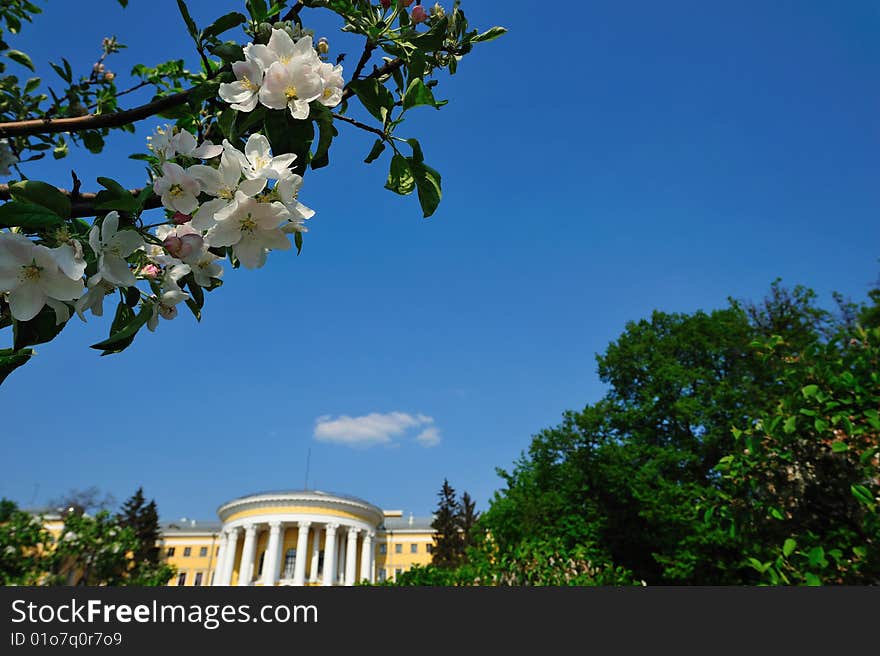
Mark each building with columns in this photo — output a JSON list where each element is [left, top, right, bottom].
[[159, 490, 435, 586]]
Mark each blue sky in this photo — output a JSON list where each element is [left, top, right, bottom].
[[1, 1, 878, 522]]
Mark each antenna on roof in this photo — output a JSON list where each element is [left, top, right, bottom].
[[304, 447, 311, 490]]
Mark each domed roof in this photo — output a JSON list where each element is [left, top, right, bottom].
[[217, 489, 384, 526]]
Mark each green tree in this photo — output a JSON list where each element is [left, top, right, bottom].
[[118, 487, 161, 566], [457, 491, 479, 552], [430, 478, 462, 568], [0, 498, 54, 585]]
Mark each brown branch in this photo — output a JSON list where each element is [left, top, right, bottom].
[[281, 1, 304, 23], [0, 89, 195, 139], [0, 184, 161, 219], [331, 112, 386, 139]]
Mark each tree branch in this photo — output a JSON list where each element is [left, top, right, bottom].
[[341, 57, 403, 102], [0, 89, 195, 139], [331, 112, 386, 139], [0, 184, 161, 218]]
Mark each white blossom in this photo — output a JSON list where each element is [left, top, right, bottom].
[[153, 162, 201, 214], [230, 134, 296, 181], [0, 232, 84, 322], [205, 192, 291, 269], [88, 211, 144, 288], [219, 58, 264, 112]]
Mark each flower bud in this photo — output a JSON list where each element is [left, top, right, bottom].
[[178, 234, 204, 260], [431, 2, 445, 17], [317, 37, 330, 55], [412, 5, 428, 23], [172, 212, 192, 225], [104, 72, 115, 82], [381, 0, 392, 7], [140, 264, 160, 279]]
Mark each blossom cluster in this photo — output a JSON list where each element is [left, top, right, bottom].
[[0, 126, 314, 332], [219, 29, 344, 119]]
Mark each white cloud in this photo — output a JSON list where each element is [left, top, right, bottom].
[[314, 411, 439, 448], [415, 427, 441, 448]]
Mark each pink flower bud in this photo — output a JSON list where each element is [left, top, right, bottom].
[[141, 264, 160, 279], [381, 0, 391, 7], [172, 212, 192, 225], [163, 236, 183, 258], [411, 5, 427, 22]]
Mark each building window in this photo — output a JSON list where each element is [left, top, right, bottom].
[[426, 544, 433, 554], [194, 572, 203, 587], [199, 547, 208, 558], [395, 544, 402, 554], [177, 572, 186, 586], [183, 547, 192, 557], [379, 544, 386, 555], [282, 548, 297, 579], [410, 544, 418, 554], [166, 547, 175, 557], [378, 568, 387, 582]]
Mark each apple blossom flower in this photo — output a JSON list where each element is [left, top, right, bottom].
[[140, 263, 160, 279], [153, 162, 201, 214], [50, 238, 87, 281], [205, 191, 291, 269], [188, 147, 267, 204], [74, 278, 115, 321], [88, 211, 144, 288], [317, 61, 344, 107], [148, 125, 222, 160], [0, 232, 84, 322], [219, 58, 265, 112], [190, 250, 224, 287], [275, 173, 316, 224], [228, 134, 297, 181], [259, 50, 323, 120]]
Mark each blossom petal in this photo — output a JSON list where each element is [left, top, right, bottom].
[[8, 283, 46, 321]]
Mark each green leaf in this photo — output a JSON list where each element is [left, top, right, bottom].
[[209, 42, 245, 65], [0, 347, 34, 386], [471, 26, 508, 43], [364, 139, 386, 164], [13, 306, 66, 351], [830, 441, 848, 453], [90, 304, 152, 356], [410, 160, 442, 217], [804, 572, 822, 586], [782, 538, 796, 557], [800, 384, 819, 398], [402, 78, 446, 111], [201, 12, 246, 41], [385, 154, 414, 196], [176, 0, 199, 40], [294, 230, 303, 255], [264, 110, 313, 176], [93, 177, 139, 213], [410, 16, 449, 51], [117, 0, 129, 7], [0, 200, 64, 230], [813, 418, 828, 433], [81, 130, 105, 154], [8, 180, 71, 218], [347, 78, 395, 124], [310, 104, 337, 170], [783, 416, 797, 434], [850, 484, 875, 508], [24, 76, 40, 93], [6, 49, 34, 71]]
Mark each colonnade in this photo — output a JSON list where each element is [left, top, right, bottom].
[[212, 520, 375, 586]]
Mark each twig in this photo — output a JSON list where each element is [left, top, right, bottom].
[[331, 112, 386, 139], [0, 183, 161, 218]]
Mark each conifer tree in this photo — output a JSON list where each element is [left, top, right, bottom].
[[118, 487, 160, 565], [431, 479, 463, 569]]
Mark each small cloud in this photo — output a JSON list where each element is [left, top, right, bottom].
[[415, 427, 441, 448], [314, 411, 438, 448]]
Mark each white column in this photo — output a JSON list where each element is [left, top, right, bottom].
[[336, 533, 345, 582], [293, 521, 311, 586], [219, 528, 240, 586], [309, 527, 322, 583], [237, 524, 258, 586], [345, 526, 359, 586], [322, 523, 338, 586], [360, 531, 374, 583], [262, 521, 282, 586], [212, 531, 228, 587]]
